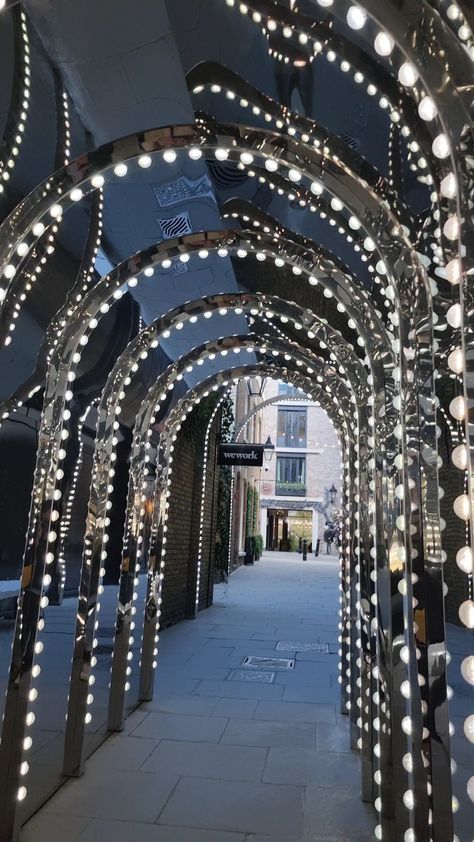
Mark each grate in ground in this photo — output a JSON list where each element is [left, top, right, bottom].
[[276, 641, 330, 654], [227, 669, 276, 684], [241, 655, 294, 670]]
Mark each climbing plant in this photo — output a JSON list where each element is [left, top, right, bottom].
[[214, 395, 234, 580]]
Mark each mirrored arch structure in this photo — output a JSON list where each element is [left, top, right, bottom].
[[0, 2, 472, 841]]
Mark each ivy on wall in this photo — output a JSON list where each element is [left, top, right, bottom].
[[214, 396, 234, 580]]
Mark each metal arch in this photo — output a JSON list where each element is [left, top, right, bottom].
[[186, 61, 414, 227], [64, 335, 355, 768], [0, 118, 431, 339], [0, 226, 386, 420]]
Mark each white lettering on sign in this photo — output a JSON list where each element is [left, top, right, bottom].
[[222, 450, 258, 460]]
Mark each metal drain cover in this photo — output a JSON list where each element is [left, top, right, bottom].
[[228, 669, 276, 684], [276, 642, 329, 653], [241, 656, 294, 670]]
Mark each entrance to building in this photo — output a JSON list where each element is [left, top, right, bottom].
[[266, 509, 316, 553]]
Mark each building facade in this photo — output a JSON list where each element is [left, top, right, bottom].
[[230, 378, 341, 564]]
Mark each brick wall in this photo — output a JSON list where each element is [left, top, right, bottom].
[[160, 404, 220, 626]]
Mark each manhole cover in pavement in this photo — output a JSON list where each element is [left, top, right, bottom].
[[228, 669, 276, 684], [276, 642, 330, 653], [241, 655, 295, 670]]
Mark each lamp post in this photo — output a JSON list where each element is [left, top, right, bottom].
[[329, 483, 337, 505], [263, 435, 275, 462]]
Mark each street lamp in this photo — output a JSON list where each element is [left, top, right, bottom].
[[263, 435, 275, 462], [329, 483, 337, 504]]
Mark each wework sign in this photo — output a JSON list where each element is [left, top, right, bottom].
[[218, 443, 264, 467]]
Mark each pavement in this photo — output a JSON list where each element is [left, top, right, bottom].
[[20, 552, 378, 841]]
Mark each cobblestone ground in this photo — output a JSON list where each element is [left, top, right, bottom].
[[21, 553, 377, 842]]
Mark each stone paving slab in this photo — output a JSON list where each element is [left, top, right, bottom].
[[254, 699, 336, 724], [158, 777, 304, 836], [20, 553, 375, 842], [43, 769, 179, 822], [221, 717, 317, 748], [130, 712, 228, 742], [140, 738, 268, 781]]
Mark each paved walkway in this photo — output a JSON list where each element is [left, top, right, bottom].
[[21, 553, 375, 842]]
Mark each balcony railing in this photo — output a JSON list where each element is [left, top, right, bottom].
[[275, 481, 306, 497]]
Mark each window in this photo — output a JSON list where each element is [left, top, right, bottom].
[[278, 382, 304, 397], [276, 456, 306, 497], [277, 408, 307, 447]]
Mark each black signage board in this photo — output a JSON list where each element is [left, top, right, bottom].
[[218, 443, 264, 467]]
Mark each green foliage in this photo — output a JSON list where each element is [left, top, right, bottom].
[[214, 396, 234, 580], [289, 533, 299, 552], [276, 481, 306, 496], [253, 534, 264, 559]]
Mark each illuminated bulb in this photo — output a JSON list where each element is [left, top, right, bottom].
[[114, 163, 127, 177], [347, 6, 367, 29], [188, 147, 202, 160], [403, 790, 414, 810], [432, 134, 450, 158], [456, 545, 473, 574], [163, 149, 176, 163], [401, 716, 412, 735], [374, 31, 394, 56], [440, 172, 457, 198], [443, 216, 460, 240], [448, 348, 464, 373], [453, 494, 470, 520], [461, 656, 474, 685], [17, 787, 27, 801], [449, 396, 466, 420], [402, 753, 413, 773], [317, 0, 333, 5], [445, 258, 461, 284], [138, 155, 152, 168], [240, 152, 253, 165], [404, 831, 415, 842], [447, 303, 462, 328], [418, 96, 437, 121], [70, 187, 83, 202], [452, 444, 468, 471], [400, 680, 411, 699], [459, 599, 474, 629], [467, 776, 474, 802], [91, 174, 105, 188], [398, 62, 418, 87]]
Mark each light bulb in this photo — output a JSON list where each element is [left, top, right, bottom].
[[443, 215, 460, 240], [432, 134, 450, 158], [418, 96, 437, 121], [459, 600, 474, 629], [448, 348, 464, 373], [347, 6, 367, 29], [453, 494, 470, 520], [456, 545, 473, 574], [374, 31, 394, 56], [440, 172, 457, 198], [464, 714, 474, 743], [467, 775, 474, 802], [445, 258, 461, 284], [398, 62, 419, 87], [447, 303, 462, 328], [461, 656, 474, 685], [452, 444, 468, 471], [449, 396, 466, 420], [403, 790, 414, 810]]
